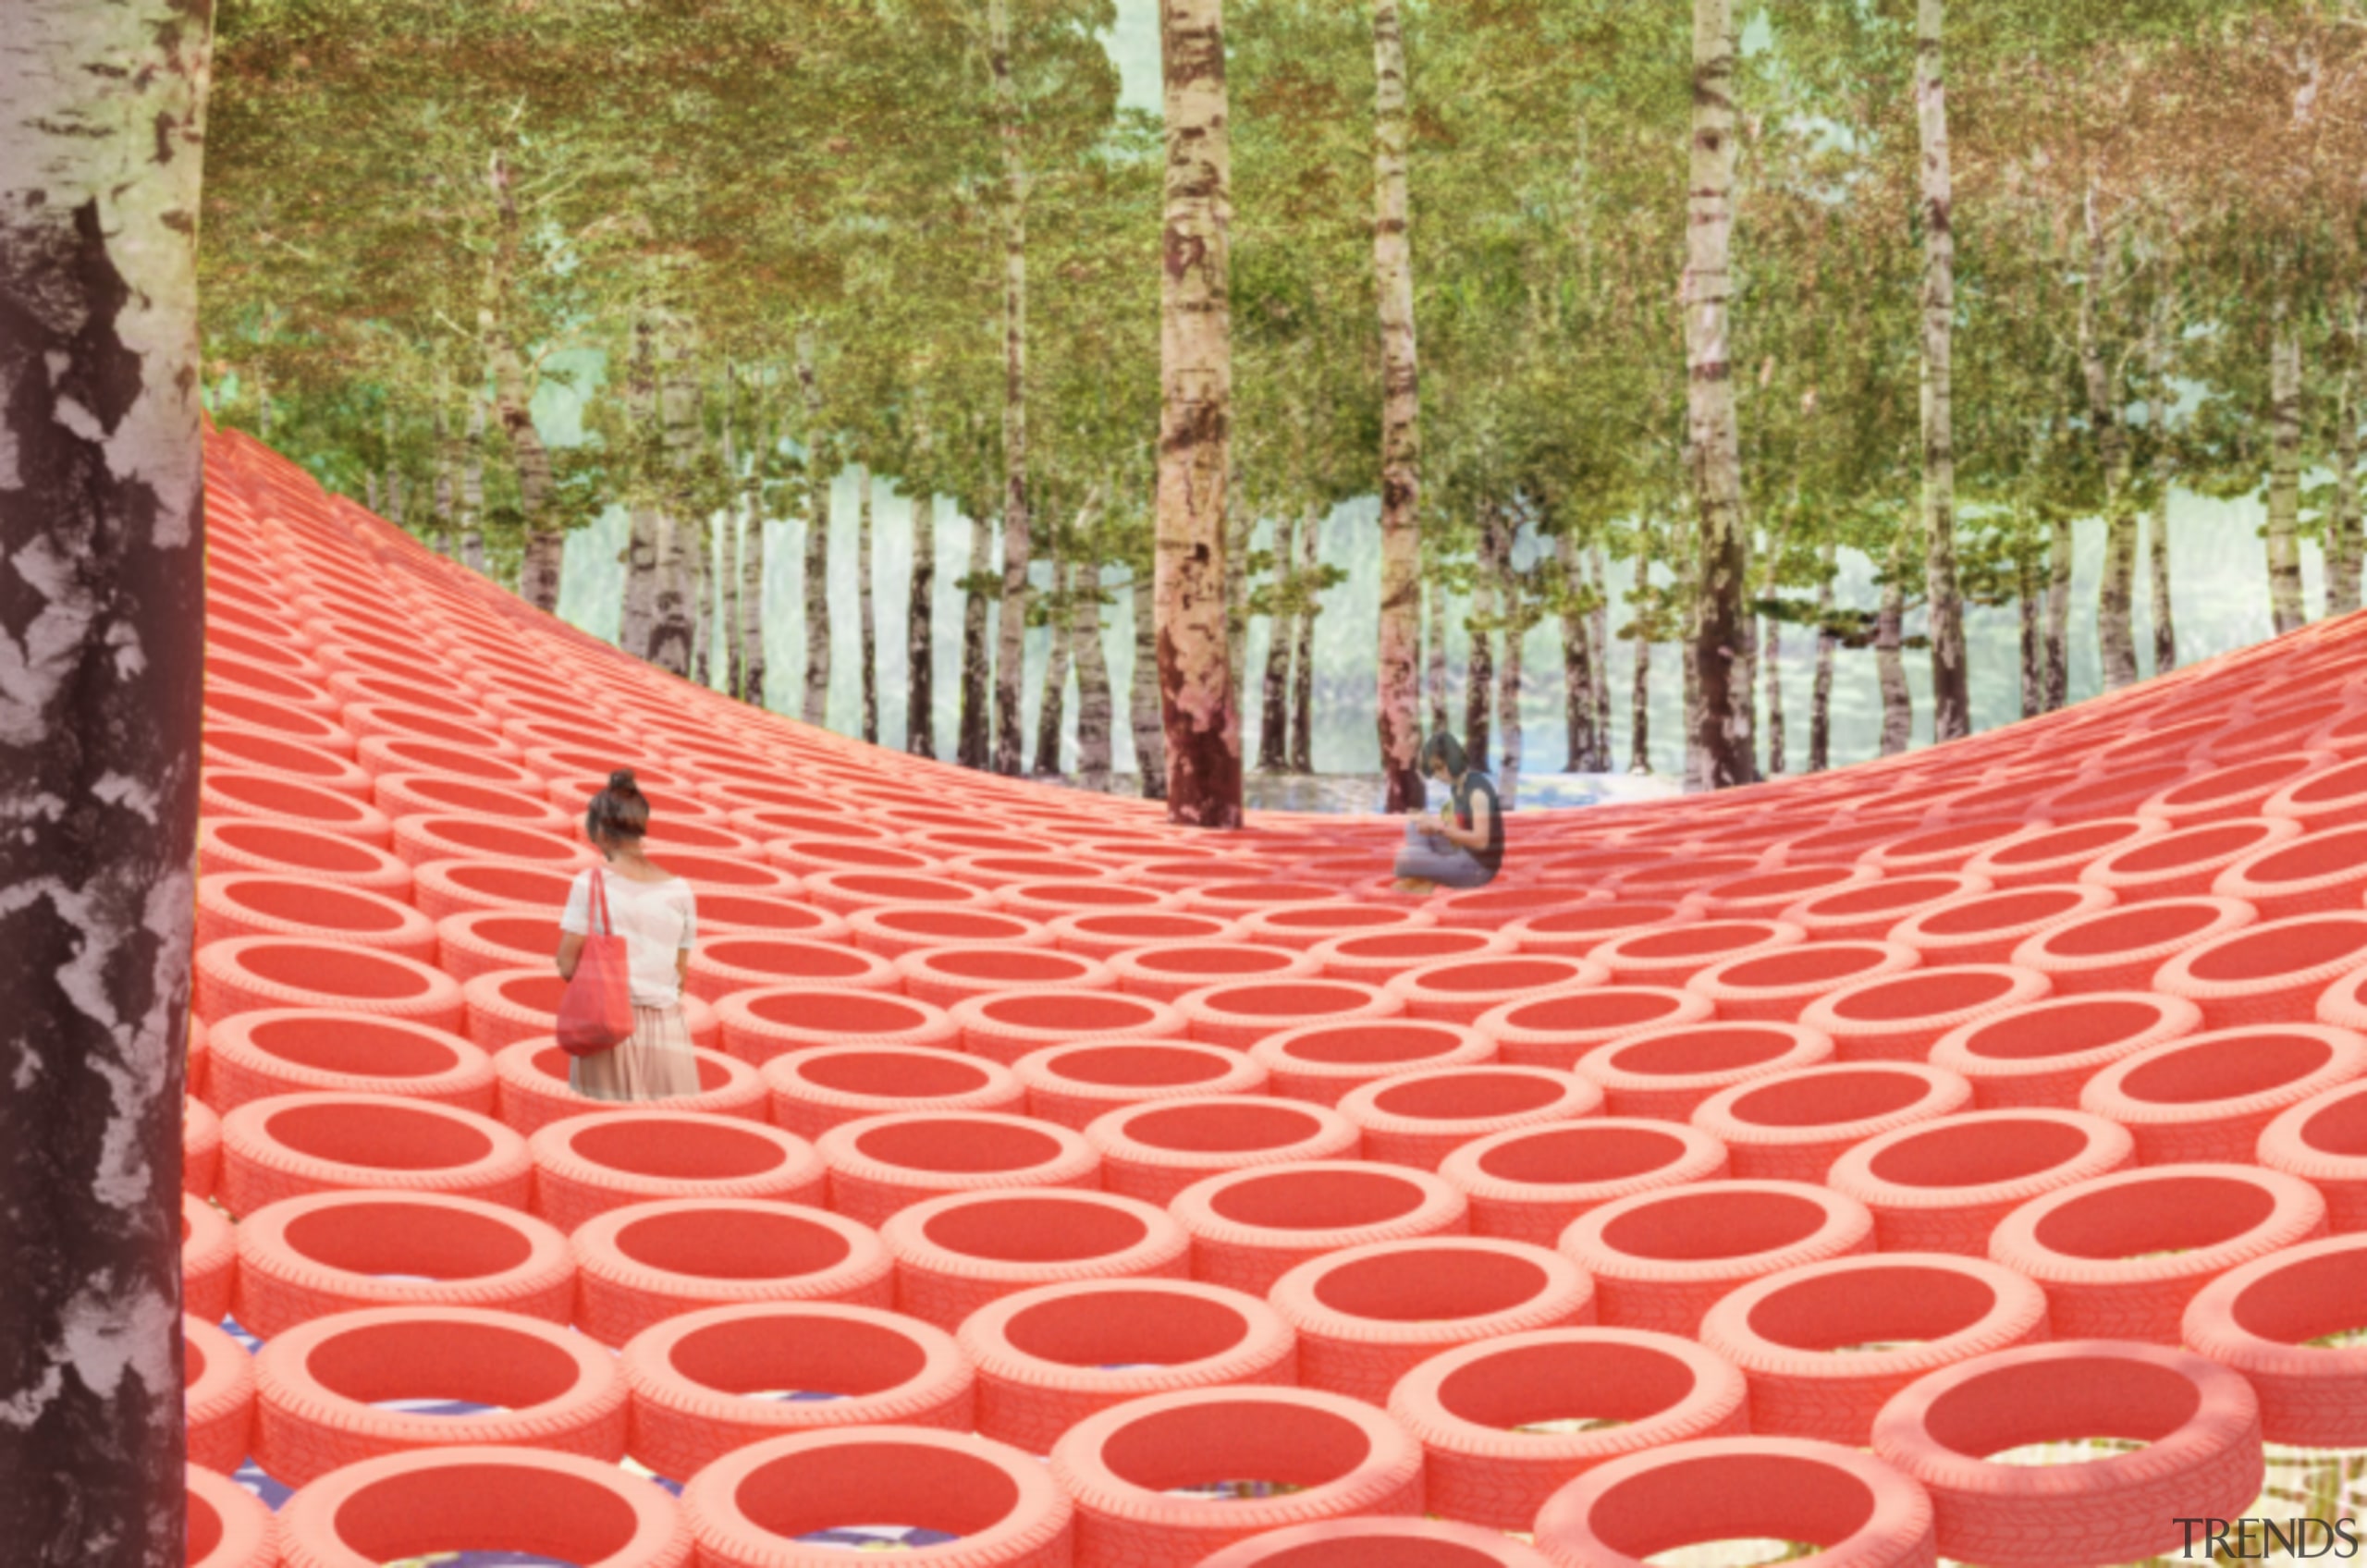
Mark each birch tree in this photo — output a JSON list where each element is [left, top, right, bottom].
[[908, 490, 938, 755], [1917, 0, 1968, 740], [989, 0, 1034, 776], [1371, 0, 1424, 811]]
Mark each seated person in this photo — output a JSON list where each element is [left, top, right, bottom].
[[1392, 730, 1503, 894]]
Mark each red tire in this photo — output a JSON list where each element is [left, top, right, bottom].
[[435, 908, 564, 986], [2154, 911, 2367, 1028], [196, 875, 435, 963], [1270, 1237, 1593, 1405], [1533, 1435, 1938, 1568], [801, 868, 998, 916], [1869, 1341, 2262, 1568], [991, 879, 1178, 922], [764, 1045, 1024, 1139], [1235, 901, 1437, 949], [1686, 941, 1920, 1023], [1047, 910, 1246, 961], [848, 902, 1053, 957], [1928, 992, 2203, 1109], [1680, 863, 1881, 921], [1557, 1180, 1874, 1335], [1198, 1518, 1555, 1568], [1989, 1163, 2328, 1341], [1783, 873, 1993, 944], [1426, 886, 1600, 932], [1251, 1019, 1496, 1107], [1305, 926, 1515, 986], [2026, 761, 2195, 823], [252, 1305, 626, 1486], [1384, 956, 1610, 1026], [1698, 1252, 2048, 1447], [493, 1038, 764, 1135], [621, 1302, 974, 1480], [1336, 1066, 1601, 1170], [2143, 751, 2332, 827], [368, 771, 574, 832], [193, 937, 464, 1034], [1576, 1022, 1834, 1121], [185, 1192, 236, 1324], [2003, 895, 2255, 997], [959, 1279, 1295, 1454], [1477, 987, 1716, 1072], [201, 770, 397, 847], [950, 988, 1189, 1067], [1175, 978, 1404, 1050], [1013, 1040, 1269, 1129], [1085, 1096, 1361, 1206], [272, 1446, 691, 1568], [1883, 882, 2112, 966], [1691, 1063, 1972, 1182], [2264, 754, 2367, 830], [1386, 1327, 1750, 1533], [231, 1189, 572, 1338], [761, 836, 932, 879], [1959, 815, 2169, 890], [2182, 1231, 2367, 1446], [1104, 941, 1319, 1003], [685, 1427, 1070, 1568], [1502, 902, 1690, 960], [1824, 1108, 2135, 1255], [409, 858, 575, 922], [695, 890, 852, 940], [1049, 1387, 1423, 1568], [2079, 1023, 2367, 1165], [220, 1094, 531, 1214], [816, 1110, 1102, 1228], [684, 934, 898, 1005], [459, 967, 714, 1053], [892, 944, 1116, 1009], [570, 1197, 893, 1347], [2077, 817, 2304, 902], [387, 814, 595, 872], [1171, 1161, 1471, 1295], [204, 1011, 494, 1116], [1438, 1120, 1731, 1245], [715, 986, 959, 1067], [882, 1188, 1193, 1330], [187, 1315, 254, 1474], [187, 1097, 221, 1198], [188, 1464, 274, 1568], [1586, 919, 1807, 987], [1796, 965, 2051, 1064], [528, 1109, 824, 1233], [2256, 1080, 2367, 1231], [2214, 823, 2367, 921]]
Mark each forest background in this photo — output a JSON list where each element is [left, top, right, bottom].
[[198, 0, 2367, 797]]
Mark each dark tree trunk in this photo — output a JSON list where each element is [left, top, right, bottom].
[[1288, 505, 1319, 774], [958, 507, 994, 768], [1810, 539, 1837, 772], [1033, 538, 1072, 777], [1257, 508, 1296, 770], [908, 493, 937, 756], [1588, 542, 1613, 751], [1073, 499, 1115, 788], [0, 8, 213, 1560], [1129, 568, 1167, 799], [2019, 549, 2046, 720], [1425, 574, 1450, 736], [857, 467, 878, 743], [1555, 529, 1599, 772], [1630, 530, 1654, 775], [1465, 511, 1495, 766]]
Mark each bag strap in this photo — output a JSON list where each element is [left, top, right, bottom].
[[588, 867, 614, 937]]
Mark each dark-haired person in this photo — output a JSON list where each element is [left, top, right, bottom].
[[1392, 731, 1503, 894], [555, 771, 702, 1100]]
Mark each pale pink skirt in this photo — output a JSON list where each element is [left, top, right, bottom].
[[569, 1002, 702, 1102]]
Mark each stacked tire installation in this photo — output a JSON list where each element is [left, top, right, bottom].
[[180, 427, 2367, 1568]]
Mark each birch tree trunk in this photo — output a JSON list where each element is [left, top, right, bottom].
[[908, 492, 937, 755], [1810, 539, 1837, 771], [1372, 0, 1425, 812], [2331, 317, 2362, 618], [2019, 551, 2046, 718], [1630, 530, 1654, 775], [1496, 533, 1524, 810], [1876, 532, 1913, 756], [739, 444, 767, 710], [1129, 567, 1168, 799], [1425, 575, 1450, 735], [619, 318, 662, 662], [1257, 508, 1297, 769], [1289, 505, 1319, 773], [2145, 306, 2182, 668], [1223, 471, 1252, 717], [1589, 543, 1613, 752], [483, 150, 561, 612], [1465, 512, 1496, 766], [1683, 0, 1756, 790], [2082, 190, 2140, 692], [959, 506, 993, 767], [1154, 0, 1242, 827], [797, 331, 832, 728], [1033, 533, 1073, 776], [1, 8, 212, 1558], [990, 0, 1033, 777], [1555, 530, 1599, 772], [645, 318, 700, 680], [460, 394, 487, 573], [1917, 0, 1968, 740], [2268, 316, 2306, 636], [856, 467, 878, 742], [2044, 516, 2073, 710], [1074, 507, 1116, 789]]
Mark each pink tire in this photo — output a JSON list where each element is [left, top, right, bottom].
[[1305, 925, 1514, 986], [192, 937, 464, 1033], [527, 1109, 823, 1233], [1048, 910, 1245, 961], [1576, 1022, 1834, 1121], [2154, 912, 2367, 1028], [1586, 919, 1807, 986], [2256, 1080, 2367, 1231], [1698, 1253, 2049, 1446], [715, 986, 959, 1067], [1085, 1096, 1361, 1206], [1870, 1341, 2262, 1568], [408, 858, 573, 923], [1927, 992, 2204, 1109], [195, 874, 436, 963], [1988, 1162, 2328, 1341], [492, 1038, 765, 1136], [800, 868, 999, 917], [202, 1011, 494, 1116], [1251, 1019, 1497, 1107], [1196, 1518, 1556, 1568], [231, 1190, 573, 1338], [1387, 1327, 1750, 1532], [816, 1111, 1101, 1228], [1797, 965, 2051, 1064], [1175, 977, 1405, 1050], [1681, 862, 1881, 920], [1686, 941, 1920, 1023], [434, 908, 564, 986], [1504, 901, 1694, 961], [991, 878, 1176, 922], [185, 1193, 237, 1324], [570, 1197, 893, 1348], [1106, 941, 1319, 1002], [2264, 753, 2367, 830], [1534, 1435, 1939, 1568], [763, 1045, 1024, 1139], [2145, 751, 2332, 827], [1477, 987, 1716, 1072], [1385, 955, 1610, 1025], [882, 1188, 1192, 1330], [950, 988, 1188, 1067], [1863, 817, 2056, 880], [1270, 1237, 1593, 1405], [621, 1302, 974, 1479], [252, 1305, 628, 1486], [189, 1464, 274, 1568], [685, 1427, 1071, 1568], [1171, 1160, 1470, 1295], [1012, 1039, 1268, 1130], [2182, 1231, 2367, 1445], [892, 944, 1116, 1009], [220, 1094, 531, 1214], [1960, 815, 2170, 889], [2213, 823, 2367, 920], [2008, 895, 2258, 996], [847, 902, 1050, 958], [2077, 817, 2304, 902], [272, 1446, 691, 1568], [187, 1315, 254, 1474], [187, 1097, 221, 1198], [1691, 1063, 1972, 1182], [1824, 1109, 2136, 1255], [1784, 873, 1993, 944], [1337, 1067, 1601, 1170], [1049, 1388, 1424, 1568], [1883, 882, 2113, 966], [1438, 1120, 1731, 1244], [959, 1279, 1296, 1454], [684, 933, 898, 1004], [1557, 1181, 1875, 1335], [1234, 900, 1436, 949], [695, 889, 852, 939], [2079, 1023, 2367, 1164]]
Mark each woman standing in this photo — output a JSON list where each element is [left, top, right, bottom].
[[556, 770, 702, 1100]]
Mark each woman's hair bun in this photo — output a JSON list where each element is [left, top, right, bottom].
[[608, 769, 640, 795]]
